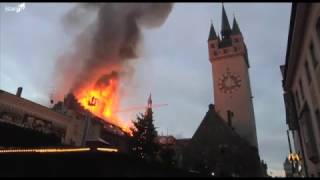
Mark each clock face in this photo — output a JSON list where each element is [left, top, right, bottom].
[[218, 70, 241, 94]]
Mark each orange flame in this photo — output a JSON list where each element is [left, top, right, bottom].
[[74, 77, 132, 135]]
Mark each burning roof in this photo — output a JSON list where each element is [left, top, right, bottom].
[[52, 3, 173, 135]]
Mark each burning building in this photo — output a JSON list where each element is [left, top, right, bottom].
[[9, 3, 174, 151], [52, 3, 173, 137], [0, 87, 131, 151], [0, 3, 173, 151], [53, 92, 131, 152], [0, 88, 83, 147]]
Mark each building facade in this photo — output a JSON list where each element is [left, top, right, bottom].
[[0, 88, 129, 151], [207, 5, 258, 149], [281, 3, 320, 177], [0, 89, 86, 146]]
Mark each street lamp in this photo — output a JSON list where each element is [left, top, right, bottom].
[[288, 152, 302, 177], [286, 130, 295, 177]]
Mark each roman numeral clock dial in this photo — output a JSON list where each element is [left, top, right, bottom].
[[218, 69, 241, 97]]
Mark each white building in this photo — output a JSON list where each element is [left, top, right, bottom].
[[281, 3, 320, 177]]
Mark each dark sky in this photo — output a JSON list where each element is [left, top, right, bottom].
[[0, 3, 291, 176]]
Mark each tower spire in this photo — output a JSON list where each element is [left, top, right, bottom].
[[232, 15, 241, 34], [145, 93, 153, 117], [221, 3, 231, 38], [208, 21, 217, 41], [148, 93, 152, 109]]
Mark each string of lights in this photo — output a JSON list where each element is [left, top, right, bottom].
[[96, 147, 118, 152], [0, 147, 118, 154]]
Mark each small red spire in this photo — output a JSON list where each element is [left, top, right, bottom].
[[147, 93, 152, 109]]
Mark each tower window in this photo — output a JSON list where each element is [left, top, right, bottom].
[[211, 44, 215, 48], [304, 61, 312, 84], [310, 42, 319, 68]]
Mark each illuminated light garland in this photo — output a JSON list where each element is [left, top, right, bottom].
[[96, 147, 118, 152], [0, 148, 91, 154], [0, 147, 119, 154]]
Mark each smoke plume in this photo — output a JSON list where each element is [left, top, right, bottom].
[[54, 3, 173, 99]]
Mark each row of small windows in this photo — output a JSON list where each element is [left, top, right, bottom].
[[210, 38, 241, 49], [212, 47, 239, 56]]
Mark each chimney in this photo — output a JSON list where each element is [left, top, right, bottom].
[[227, 110, 234, 130], [209, 104, 215, 111], [16, 87, 22, 97]]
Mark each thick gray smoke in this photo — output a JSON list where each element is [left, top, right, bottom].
[[54, 3, 173, 99]]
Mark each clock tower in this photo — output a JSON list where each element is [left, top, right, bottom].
[[208, 5, 258, 149]]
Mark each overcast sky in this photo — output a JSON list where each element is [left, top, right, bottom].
[[0, 3, 291, 176]]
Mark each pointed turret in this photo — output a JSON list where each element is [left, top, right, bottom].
[[217, 34, 221, 42], [208, 23, 217, 41], [221, 3, 231, 38], [145, 93, 153, 117], [147, 93, 152, 109], [232, 16, 241, 34]]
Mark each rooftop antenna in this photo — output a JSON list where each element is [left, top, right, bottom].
[[50, 93, 54, 105], [49, 86, 55, 107]]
